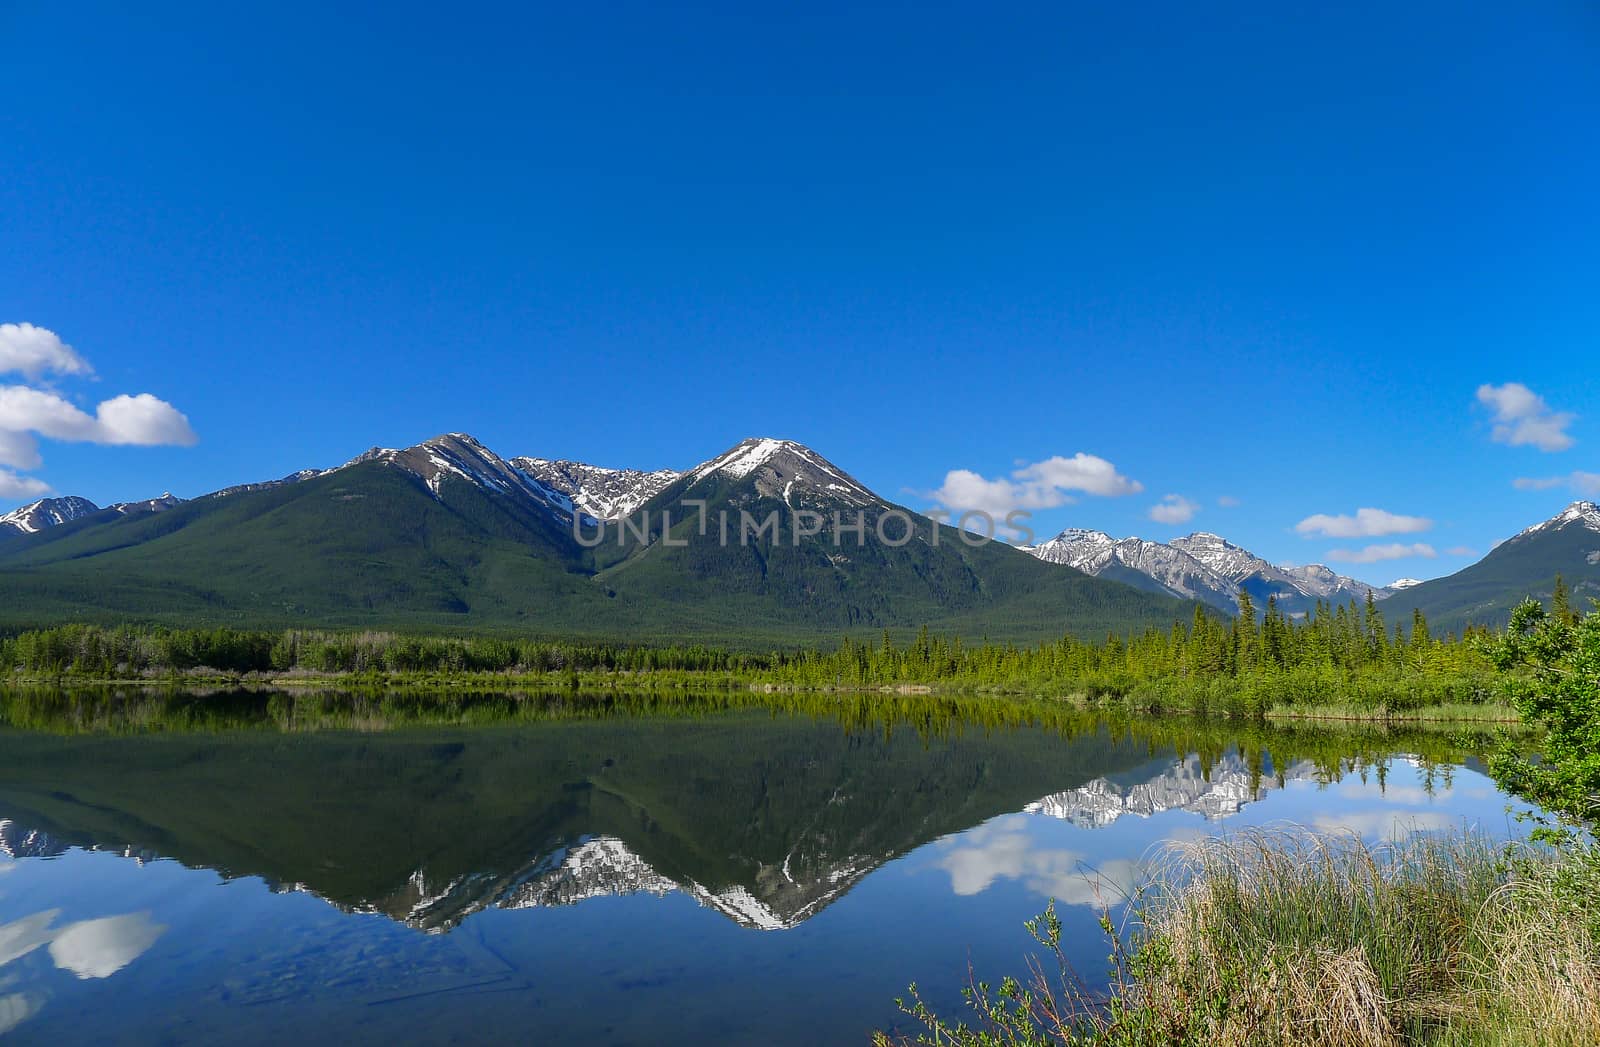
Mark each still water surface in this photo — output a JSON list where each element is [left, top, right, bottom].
[[0, 691, 1524, 1044]]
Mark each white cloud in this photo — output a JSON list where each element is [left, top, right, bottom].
[[933, 818, 1139, 905], [0, 990, 44, 1038], [0, 910, 59, 969], [1477, 382, 1576, 452], [0, 908, 165, 983], [93, 394, 198, 446], [1148, 494, 1200, 525], [47, 912, 165, 980], [0, 386, 195, 447], [0, 323, 93, 381], [1445, 545, 1477, 557], [1295, 508, 1433, 539], [1217, 495, 1241, 507], [0, 470, 51, 499], [0, 326, 198, 500], [929, 453, 1142, 518], [1515, 471, 1600, 497], [1310, 809, 1454, 838], [1326, 543, 1437, 564]]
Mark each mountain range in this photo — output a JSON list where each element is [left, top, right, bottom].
[[1, 431, 1595, 639], [1020, 527, 1398, 616], [0, 433, 1202, 643]]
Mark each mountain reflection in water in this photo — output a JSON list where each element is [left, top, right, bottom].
[[0, 689, 1511, 1045]]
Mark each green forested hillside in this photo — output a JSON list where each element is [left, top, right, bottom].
[[1391, 504, 1600, 635], [0, 443, 1202, 645]]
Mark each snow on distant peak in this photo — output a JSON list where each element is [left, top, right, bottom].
[[1513, 500, 1600, 540], [1386, 578, 1424, 591], [0, 495, 100, 534]]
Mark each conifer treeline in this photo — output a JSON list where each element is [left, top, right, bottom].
[[0, 594, 1496, 705], [768, 593, 1494, 699]]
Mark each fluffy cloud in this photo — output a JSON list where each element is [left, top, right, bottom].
[[0, 470, 51, 499], [0, 327, 197, 499], [1295, 508, 1433, 539], [929, 453, 1142, 519], [1514, 471, 1600, 497], [47, 912, 166, 980], [933, 817, 1139, 905], [1217, 495, 1241, 507], [1148, 494, 1200, 525], [1326, 543, 1437, 564], [1445, 545, 1477, 557], [0, 908, 165, 984], [1477, 382, 1576, 452], [0, 323, 93, 380], [0, 386, 196, 449]]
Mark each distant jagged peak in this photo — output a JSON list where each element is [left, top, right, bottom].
[[0, 495, 100, 534]]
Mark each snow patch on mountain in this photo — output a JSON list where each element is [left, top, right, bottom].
[[110, 493, 183, 516], [385, 834, 869, 933], [205, 469, 326, 501], [1023, 527, 1390, 612], [1514, 501, 1600, 541], [342, 433, 575, 521], [1023, 528, 1237, 610], [1024, 752, 1321, 828], [686, 437, 879, 507], [0, 495, 100, 534], [511, 457, 680, 521]]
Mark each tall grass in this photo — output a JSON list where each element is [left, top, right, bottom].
[[878, 827, 1600, 1046]]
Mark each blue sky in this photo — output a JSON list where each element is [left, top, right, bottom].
[[1, 2, 1595, 583]]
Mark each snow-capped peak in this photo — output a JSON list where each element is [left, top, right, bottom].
[[1515, 500, 1600, 540], [691, 437, 827, 482], [1024, 526, 1392, 613], [0, 495, 100, 535], [1386, 578, 1424, 591], [344, 433, 569, 512], [686, 437, 878, 507]]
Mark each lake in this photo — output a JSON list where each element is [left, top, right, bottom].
[[0, 689, 1526, 1044]]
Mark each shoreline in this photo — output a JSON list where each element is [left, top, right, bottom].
[[2, 670, 1524, 726]]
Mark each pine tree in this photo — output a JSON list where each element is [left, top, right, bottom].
[[1553, 574, 1575, 627]]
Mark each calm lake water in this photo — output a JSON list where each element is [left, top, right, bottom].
[[0, 690, 1526, 1045]]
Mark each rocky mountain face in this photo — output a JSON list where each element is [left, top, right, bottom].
[[510, 457, 680, 521], [1024, 528, 1240, 612], [1023, 527, 1390, 616]]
